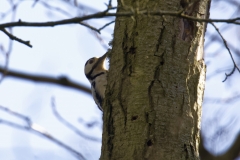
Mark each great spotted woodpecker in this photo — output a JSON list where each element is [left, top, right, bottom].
[[84, 53, 107, 111]]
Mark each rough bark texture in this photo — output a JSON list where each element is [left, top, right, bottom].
[[101, 0, 209, 159]]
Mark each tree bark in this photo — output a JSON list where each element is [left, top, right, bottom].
[[101, 0, 210, 159]]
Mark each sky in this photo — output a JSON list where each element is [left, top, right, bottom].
[[201, 0, 240, 155], [0, 0, 240, 160], [0, 0, 113, 159]]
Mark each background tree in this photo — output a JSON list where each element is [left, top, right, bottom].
[[0, 0, 240, 160]]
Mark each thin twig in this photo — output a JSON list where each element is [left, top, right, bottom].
[[89, 30, 109, 49], [0, 105, 85, 160], [0, 28, 32, 48], [0, 67, 91, 94], [0, 0, 22, 20], [79, 22, 100, 33], [37, 1, 99, 33], [98, 20, 115, 32], [51, 97, 101, 142], [0, 0, 17, 83], [204, 93, 240, 104], [0, 105, 31, 125], [32, 0, 40, 7], [210, 22, 240, 82], [0, 9, 114, 28], [38, 1, 72, 17], [206, 66, 233, 80], [105, 0, 113, 8]]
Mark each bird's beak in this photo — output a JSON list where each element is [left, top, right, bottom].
[[99, 52, 107, 61], [95, 53, 107, 68], [98, 52, 107, 65]]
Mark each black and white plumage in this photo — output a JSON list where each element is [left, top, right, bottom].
[[84, 53, 108, 111]]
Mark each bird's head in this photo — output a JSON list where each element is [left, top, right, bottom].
[[84, 53, 107, 80]]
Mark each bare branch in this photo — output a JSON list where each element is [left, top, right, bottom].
[[0, 105, 31, 125], [0, 0, 18, 83], [98, 20, 115, 32], [1, 9, 240, 29], [210, 22, 240, 82], [0, 9, 114, 28], [0, 0, 22, 20], [1, 6, 239, 48], [206, 66, 234, 81], [37, 1, 73, 17], [51, 98, 101, 142], [88, 30, 109, 49], [79, 22, 100, 33], [0, 28, 32, 48], [32, 0, 40, 7], [105, 0, 113, 8], [0, 105, 86, 160], [0, 67, 91, 94]]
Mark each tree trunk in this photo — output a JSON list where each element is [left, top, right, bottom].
[[101, 0, 209, 159]]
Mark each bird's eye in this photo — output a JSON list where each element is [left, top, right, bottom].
[[89, 59, 95, 64]]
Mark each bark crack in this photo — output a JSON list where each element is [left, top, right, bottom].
[[106, 102, 114, 159], [154, 25, 165, 57], [180, 93, 185, 116], [118, 78, 127, 126]]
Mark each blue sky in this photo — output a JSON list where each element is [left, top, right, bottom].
[[0, 1, 112, 159]]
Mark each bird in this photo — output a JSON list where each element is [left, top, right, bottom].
[[84, 53, 108, 111]]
